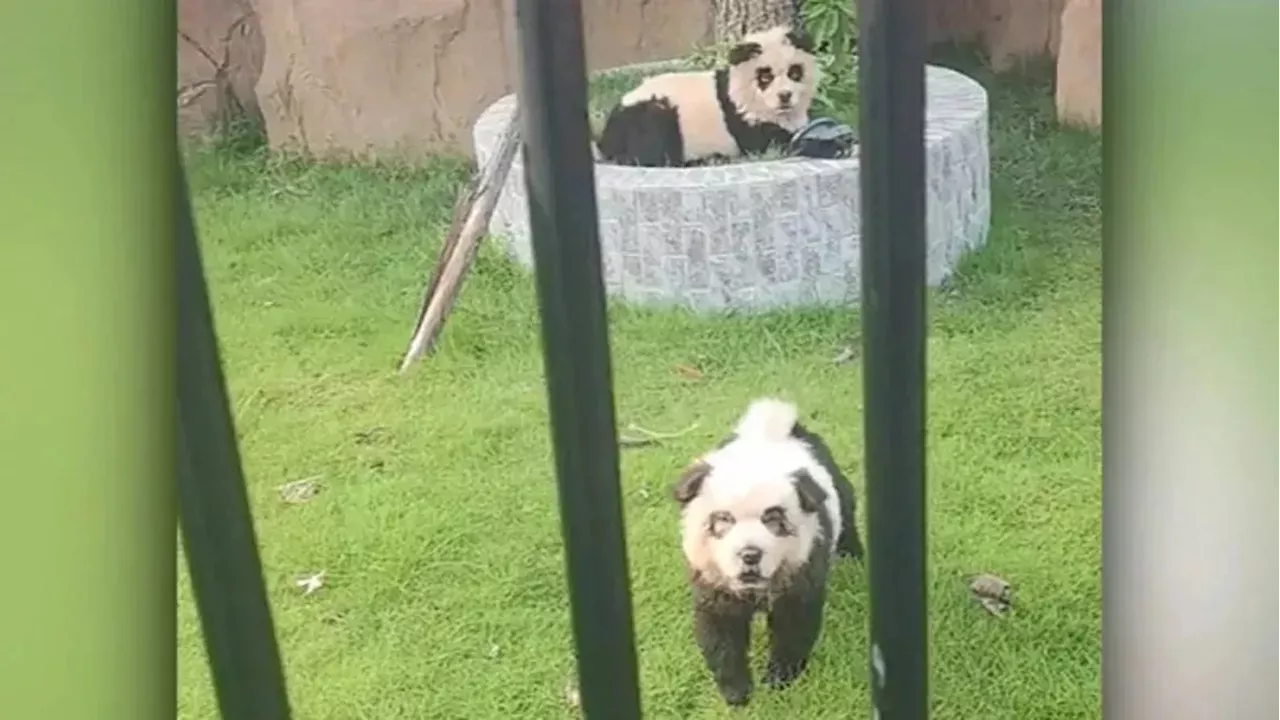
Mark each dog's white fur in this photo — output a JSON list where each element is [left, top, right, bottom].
[[613, 26, 818, 162], [619, 72, 737, 160], [680, 398, 842, 593], [732, 25, 808, 131], [726, 25, 819, 132]]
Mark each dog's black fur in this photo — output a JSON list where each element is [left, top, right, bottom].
[[675, 421, 863, 706], [596, 96, 686, 168], [595, 68, 794, 168], [709, 68, 795, 158], [791, 422, 865, 561]]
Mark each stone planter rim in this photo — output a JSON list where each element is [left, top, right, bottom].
[[473, 62, 991, 313]]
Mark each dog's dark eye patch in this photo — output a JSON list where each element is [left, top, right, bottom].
[[761, 505, 794, 536], [787, 64, 804, 82], [707, 511, 735, 538], [755, 67, 774, 89]]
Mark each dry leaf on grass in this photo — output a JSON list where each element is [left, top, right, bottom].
[[278, 477, 322, 504], [353, 426, 390, 445], [618, 422, 699, 449], [673, 364, 704, 380], [832, 346, 859, 365], [969, 573, 1013, 616], [295, 570, 327, 596]]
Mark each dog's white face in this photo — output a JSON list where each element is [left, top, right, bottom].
[[674, 445, 827, 593], [727, 25, 819, 130]]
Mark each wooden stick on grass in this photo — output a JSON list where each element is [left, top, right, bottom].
[[398, 113, 521, 373]]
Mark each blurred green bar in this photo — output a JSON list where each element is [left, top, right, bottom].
[[0, 1, 173, 717]]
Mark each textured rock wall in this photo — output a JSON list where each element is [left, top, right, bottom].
[[176, 0, 1099, 150], [178, 0, 265, 136], [925, 0, 1101, 128], [1055, 0, 1102, 128], [250, 0, 712, 158], [924, 0, 1064, 69]]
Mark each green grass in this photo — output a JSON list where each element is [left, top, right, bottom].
[[178, 54, 1100, 719], [588, 67, 654, 135]]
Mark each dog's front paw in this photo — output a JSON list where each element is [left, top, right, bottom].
[[762, 658, 808, 690]]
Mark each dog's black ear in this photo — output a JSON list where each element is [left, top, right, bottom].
[[672, 460, 712, 505], [785, 29, 816, 54], [791, 469, 828, 514], [728, 41, 764, 66]]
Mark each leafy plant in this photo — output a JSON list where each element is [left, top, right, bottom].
[[799, 0, 860, 123], [685, 41, 732, 71]]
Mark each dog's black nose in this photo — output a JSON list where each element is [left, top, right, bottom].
[[739, 547, 763, 565], [778, 91, 793, 104]]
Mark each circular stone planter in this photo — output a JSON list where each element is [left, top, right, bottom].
[[473, 63, 990, 312]]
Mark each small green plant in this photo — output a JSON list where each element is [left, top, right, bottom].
[[685, 41, 732, 71], [799, 0, 860, 124]]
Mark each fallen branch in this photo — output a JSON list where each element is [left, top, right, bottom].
[[399, 112, 521, 372], [618, 421, 700, 449]]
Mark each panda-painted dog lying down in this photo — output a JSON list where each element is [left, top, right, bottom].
[[671, 398, 864, 706], [596, 26, 819, 168]]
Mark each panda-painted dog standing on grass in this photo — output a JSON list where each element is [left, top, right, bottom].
[[671, 398, 864, 706]]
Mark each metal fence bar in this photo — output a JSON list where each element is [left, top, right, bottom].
[[177, 157, 294, 720], [512, 1, 644, 719], [856, 0, 930, 718]]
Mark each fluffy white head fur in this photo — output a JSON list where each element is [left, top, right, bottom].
[[675, 398, 842, 594], [727, 26, 819, 132]]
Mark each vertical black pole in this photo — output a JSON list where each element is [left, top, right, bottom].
[[857, 0, 929, 718], [513, 2, 644, 719], [177, 157, 293, 720]]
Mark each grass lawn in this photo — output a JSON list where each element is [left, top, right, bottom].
[[178, 54, 1101, 719]]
